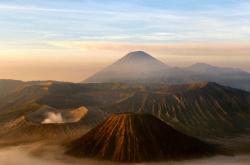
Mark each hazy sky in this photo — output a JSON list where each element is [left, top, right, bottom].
[[0, 0, 250, 82]]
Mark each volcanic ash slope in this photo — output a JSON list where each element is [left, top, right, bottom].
[[66, 113, 216, 162]]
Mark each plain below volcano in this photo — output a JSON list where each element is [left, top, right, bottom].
[[66, 113, 216, 162]]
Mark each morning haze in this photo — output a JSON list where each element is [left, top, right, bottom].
[[0, 43, 250, 82], [1, 1, 250, 165]]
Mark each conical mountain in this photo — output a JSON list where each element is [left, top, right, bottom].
[[66, 113, 215, 162], [115, 51, 167, 68], [83, 51, 169, 83]]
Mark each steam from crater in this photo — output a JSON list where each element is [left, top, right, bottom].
[[42, 112, 64, 124], [40, 106, 88, 124]]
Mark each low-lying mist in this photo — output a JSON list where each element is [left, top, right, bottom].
[[0, 143, 250, 165]]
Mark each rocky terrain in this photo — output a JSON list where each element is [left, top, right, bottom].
[[103, 82, 250, 137], [0, 80, 250, 144]]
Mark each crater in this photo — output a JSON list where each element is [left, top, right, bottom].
[[26, 105, 88, 124]]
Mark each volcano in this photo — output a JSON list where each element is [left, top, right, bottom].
[[66, 113, 215, 162], [82, 51, 250, 91], [83, 51, 169, 83]]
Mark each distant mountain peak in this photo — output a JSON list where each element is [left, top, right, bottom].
[[189, 62, 237, 73], [124, 51, 155, 59], [116, 50, 165, 64], [189, 63, 219, 70], [83, 51, 168, 83], [189, 63, 243, 72]]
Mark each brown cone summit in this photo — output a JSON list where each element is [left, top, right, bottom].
[[66, 113, 215, 162]]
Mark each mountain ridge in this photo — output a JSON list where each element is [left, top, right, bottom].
[[82, 51, 250, 91], [0, 79, 250, 142], [102, 82, 250, 137]]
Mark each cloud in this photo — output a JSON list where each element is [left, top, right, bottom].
[[1, 144, 250, 165], [0, 4, 115, 14], [48, 41, 250, 57], [1, 1, 250, 43]]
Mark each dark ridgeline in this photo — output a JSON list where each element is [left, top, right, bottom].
[[66, 113, 215, 162]]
